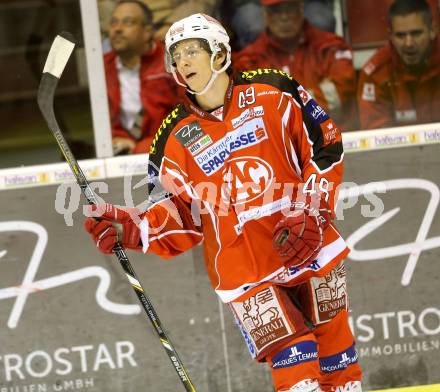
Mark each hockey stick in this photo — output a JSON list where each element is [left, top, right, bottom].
[[37, 32, 196, 392]]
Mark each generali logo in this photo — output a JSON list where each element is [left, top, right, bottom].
[[312, 264, 347, 324], [238, 287, 290, 350]]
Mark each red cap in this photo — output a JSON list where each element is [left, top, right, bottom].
[[260, 0, 298, 5]]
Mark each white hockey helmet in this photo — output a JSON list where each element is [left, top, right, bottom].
[[164, 13, 231, 95]]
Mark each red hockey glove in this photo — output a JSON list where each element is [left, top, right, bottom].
[[273, 193, 332, 269], [84, 204, 143, 254]]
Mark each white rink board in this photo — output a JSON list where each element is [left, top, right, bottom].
[[1, 123, 439, 191]]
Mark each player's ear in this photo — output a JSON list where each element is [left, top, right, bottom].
[[213, 51, 226, 70]]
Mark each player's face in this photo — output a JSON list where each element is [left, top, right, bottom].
[[172, 39, 219, 93], [389, 12, 435, 67], [109, 3, 153, 55], [264, 0, 304, 40]]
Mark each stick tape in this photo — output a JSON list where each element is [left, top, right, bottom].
[[43, 33, 75, 79]]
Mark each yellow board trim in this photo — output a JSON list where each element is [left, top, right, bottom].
[[371, 384, 440, 392]]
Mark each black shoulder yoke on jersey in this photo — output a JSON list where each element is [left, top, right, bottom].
[[236, 68, 344, 172], [149, 104, 189, 163], [147, 104, 189, 196], [235, 68, 300, 94]]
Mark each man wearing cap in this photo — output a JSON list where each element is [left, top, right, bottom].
[[234, 0, 358, 131]]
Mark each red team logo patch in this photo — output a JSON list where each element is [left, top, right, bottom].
[[320, 119, 341, 146]]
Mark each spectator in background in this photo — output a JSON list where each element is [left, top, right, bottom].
[[219, 0, 265, 50], [233, 0, 358, 131], [99, 1, 218, 44], [105, 0, 179, 154], [220, 0, 335, 52], [150, 0, 218, 41], [358, 0, 440, 129], [304, 0, 335, 33]]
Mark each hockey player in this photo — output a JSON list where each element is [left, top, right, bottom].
[[84, 13, 362, 392]]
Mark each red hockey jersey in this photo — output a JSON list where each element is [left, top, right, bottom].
[[142, 69, 349, 303]]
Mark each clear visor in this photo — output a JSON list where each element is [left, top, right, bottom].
[[168, 40, 209, 68]]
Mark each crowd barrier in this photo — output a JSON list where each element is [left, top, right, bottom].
[[0, 125, 439, 391]]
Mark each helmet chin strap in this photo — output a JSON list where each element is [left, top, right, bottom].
[[171, 52, 231, 96]]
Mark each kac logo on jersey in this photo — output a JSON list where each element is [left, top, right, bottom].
[[222, 156, 273, 205], [271, 341, 318, 369], [298, 85, 312, 105], [195, 117, 267, 175]]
